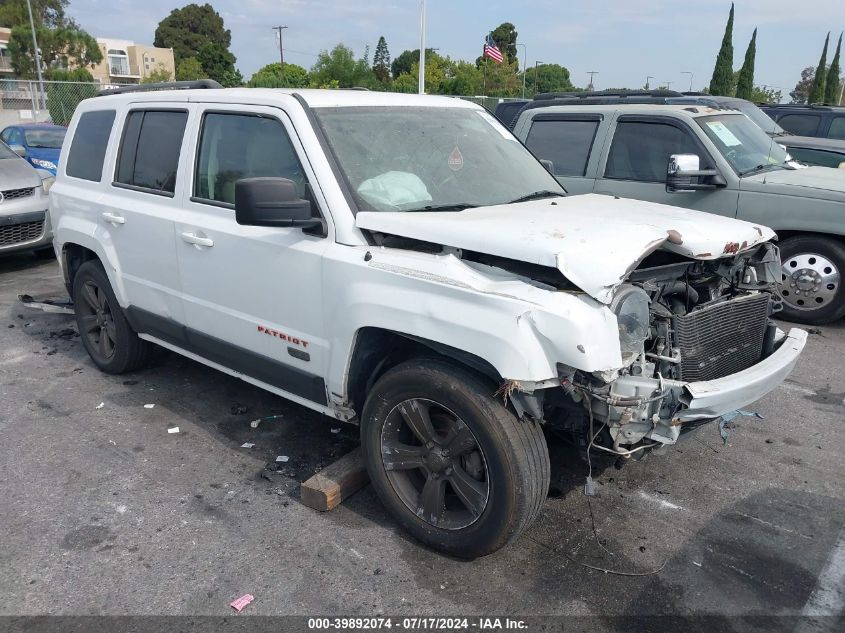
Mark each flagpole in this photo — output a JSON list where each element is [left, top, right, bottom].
[[418, 0, 426, 94]]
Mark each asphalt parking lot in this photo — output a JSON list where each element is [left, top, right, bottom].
[[1, 253, 843, 628]]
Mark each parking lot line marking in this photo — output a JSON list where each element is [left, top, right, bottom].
[[802, 531, 845, 616]]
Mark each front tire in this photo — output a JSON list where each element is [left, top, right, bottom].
[[72, 260, 149, 374], [778, 236, 845, 325], [361, 359, 549, 558]]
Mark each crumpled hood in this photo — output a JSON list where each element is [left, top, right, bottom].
[[356, 193, 775, 304]]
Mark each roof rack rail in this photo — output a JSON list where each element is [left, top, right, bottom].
[[534, 89, 684, 101], [97, 79, 223, 96]]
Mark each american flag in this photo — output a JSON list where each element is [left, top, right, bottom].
[[483, 34, 504, 64]]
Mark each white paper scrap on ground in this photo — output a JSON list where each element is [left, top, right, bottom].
[[144, 404, 155, 409], [167, 426, 180, 434], [241, 443, 254, 449], [276, 455, 289, 462]]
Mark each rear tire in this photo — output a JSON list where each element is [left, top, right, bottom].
[[361, 358, 549, 558], [778, 236, 845, 325], [72, 260, 149, 374]]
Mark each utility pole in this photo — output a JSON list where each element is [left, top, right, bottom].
[[418, 0, 426, 94], [587, 71, 598, 91], [665, 81, 673, 90], [681, 71, 693, 92], [646, 76, 654, 90], [25, 0, 45, 111], [272, 25, 288, 66], [515, 43, 527, 99]]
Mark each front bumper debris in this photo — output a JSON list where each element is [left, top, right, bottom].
[[606, 328, 807, 447]]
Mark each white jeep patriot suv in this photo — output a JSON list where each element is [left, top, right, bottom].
[[50, 84, 807, 557]]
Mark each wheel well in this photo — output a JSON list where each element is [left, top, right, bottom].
[[346, 327, 504, 416], [62, 243, 99, 295], [775, 230, 845, 247]]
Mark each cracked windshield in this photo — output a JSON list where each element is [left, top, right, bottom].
[[314, 106, 562, 212]]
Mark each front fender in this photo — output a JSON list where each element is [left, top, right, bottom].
[[323, 246, 624, 400]]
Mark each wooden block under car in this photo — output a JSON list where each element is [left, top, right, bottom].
[[300, 447, 369, 511]]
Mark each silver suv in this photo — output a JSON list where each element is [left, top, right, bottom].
[[0, 140, 54, 257], [515, 103, 845, 324]]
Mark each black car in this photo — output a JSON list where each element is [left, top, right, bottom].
[[760, 104, 845, 140]]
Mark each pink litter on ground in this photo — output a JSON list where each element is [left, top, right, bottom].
[[229, 594, 254, 612]]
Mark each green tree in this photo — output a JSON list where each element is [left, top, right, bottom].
[[373, 36, 390, 83], [709, 3, 735, 96], [530, 63, 575, 95], [45, 68, 97, 125], [142, 64, 174, 83], [824, 33, 842, 104], [175, 56, 205, 81], [489, 22, 518, 66], [247, 62, 309, 88], [735, 28, 757, 100], [749, 85, 782, 103], [154, 4, 231, 63], [391, 73, 417, 93], [197, 42, 242, 87], [310, 44, 376, 88], [790, 66, 816, 103], [809, 33, 830, 103], [439, 59, 483, 95], [391, 48, 437, 79], [0, 0, 72, 28], [8, 25, 102, 78]]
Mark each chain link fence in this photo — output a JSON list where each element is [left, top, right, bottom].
[[0, 79, 121, 128]]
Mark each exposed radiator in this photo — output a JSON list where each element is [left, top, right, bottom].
[[674, 293, 771, 382]]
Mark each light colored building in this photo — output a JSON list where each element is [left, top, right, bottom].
[[90, 38, 175, 85], [0, 28, 15, 77]]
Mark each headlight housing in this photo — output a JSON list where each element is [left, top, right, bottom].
[[610, 285, 650, 362]]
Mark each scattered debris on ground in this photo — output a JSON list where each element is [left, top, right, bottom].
[[229, 594, 254, 613], [18, 294, 75, 315]]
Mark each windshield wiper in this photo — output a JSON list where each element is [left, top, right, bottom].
[[739, 164, 772, 177], [405, 203, 478, 212], [507, 190, 566, 204]]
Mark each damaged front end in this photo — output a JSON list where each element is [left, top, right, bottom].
[[541, 241, 807, 458]]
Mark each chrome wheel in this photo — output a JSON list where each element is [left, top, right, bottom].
[[380, 398, 489, 530], [77, 280, 117, 360], [780, 253, 840, 311]]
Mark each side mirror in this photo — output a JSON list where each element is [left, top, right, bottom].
[[539, 158, 554, 174], [666, 153, 725, 192], [10, 144, 26, 157], [235, 177, 321, 229]]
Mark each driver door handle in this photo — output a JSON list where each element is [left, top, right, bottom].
[[101, 212, 125, 225], [181, 232, 214, 248]]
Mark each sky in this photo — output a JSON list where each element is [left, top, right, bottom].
[[67, 0, 843, 100]]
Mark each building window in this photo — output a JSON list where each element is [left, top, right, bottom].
[[107, 49, 130, 76]]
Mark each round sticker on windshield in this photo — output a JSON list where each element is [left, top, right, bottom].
[[448, 146, 463, 171]]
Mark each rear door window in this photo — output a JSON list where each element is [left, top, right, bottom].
[[66, 110, 116, 181], [828, 117, 845, 140], [524, 117, 599, 177], [115, 110, 188, 195], [778, 114, 821, 137]]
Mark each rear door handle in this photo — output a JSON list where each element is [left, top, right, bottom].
[[101, 212, 125, 225], [181, 232, 214, 248]]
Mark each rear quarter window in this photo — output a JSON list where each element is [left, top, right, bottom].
[[66, 110, 116, 181]]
